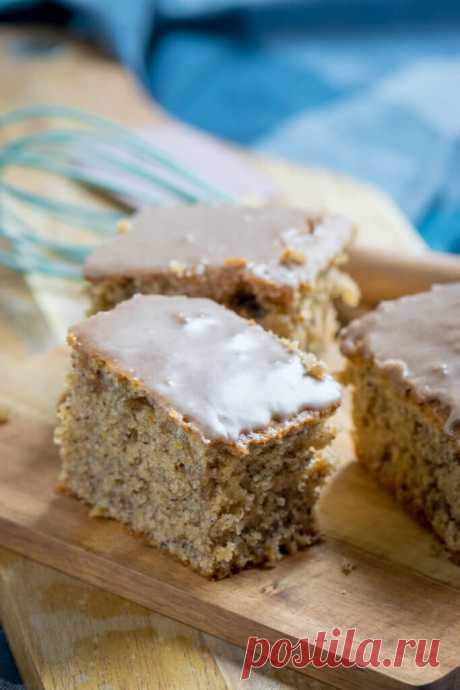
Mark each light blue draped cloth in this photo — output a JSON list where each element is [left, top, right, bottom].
[[0, 1, 460, 684]]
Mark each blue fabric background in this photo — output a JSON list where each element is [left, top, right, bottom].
[[1, 1, 460, 685], [2, 0, 460, 252]]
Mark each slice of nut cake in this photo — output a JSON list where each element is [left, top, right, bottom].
[[55, 294, 341, 578], [84, 205, 359, 353], [340, 283, 460, 556]]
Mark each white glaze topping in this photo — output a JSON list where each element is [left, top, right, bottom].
[[71, 294, 341, 445], [84, 205, 353, 289]]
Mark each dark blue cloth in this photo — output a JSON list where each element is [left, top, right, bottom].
[[1, 1, 460, 685]]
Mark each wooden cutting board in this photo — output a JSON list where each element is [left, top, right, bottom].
[[0, 25, 455, 690], [1, 345, 460, 690]]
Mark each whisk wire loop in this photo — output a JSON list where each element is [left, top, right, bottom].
[[0, 105, 235, 279]]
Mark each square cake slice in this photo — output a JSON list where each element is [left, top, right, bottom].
[[340, 283, 460, 555], [55, 294, 341, 578], [84, 205, 359, 353]]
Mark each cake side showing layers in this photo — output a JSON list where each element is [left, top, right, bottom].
[[340, 283, 460, 555], [56, 294, 341, 577], [84, 205, 359, 353]]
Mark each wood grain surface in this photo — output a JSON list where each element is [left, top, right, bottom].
[[0, 24, 455, 690], [347, 246, 460, 303], [1, 347, 460, 690]]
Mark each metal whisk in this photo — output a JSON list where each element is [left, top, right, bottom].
[[0, 105, 234, 280]]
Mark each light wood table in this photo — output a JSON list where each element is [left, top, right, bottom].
[[0, 26, 426, 690]]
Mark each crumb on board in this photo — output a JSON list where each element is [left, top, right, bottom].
[[341, 560, 356, 576], [55, 481, 74, 496], [0, 405, 10, 425], [117, 218, 132, 234]]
